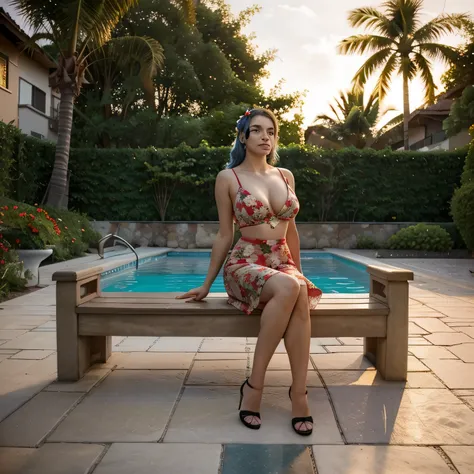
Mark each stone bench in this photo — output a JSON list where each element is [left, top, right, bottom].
[[53, 264, 413, 382]]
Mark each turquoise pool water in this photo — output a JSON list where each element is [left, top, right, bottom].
[[101, 252, 369, 294]]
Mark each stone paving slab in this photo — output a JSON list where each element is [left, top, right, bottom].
[[93, 443, 221, 474], [0, 316, 52, 330], [0, 332, 56, 350], [0, 330, 29, 340], [0, 444, 105, 474], [441, 446, 474, 474], [411, 318, 455, 333], [48, 370, 186, 442], [328, 387, 474, 444], [0, 391, 82, 447], [448, 343, 474, 362], [408, 337, 432, 345], [320, 370, 445, 389], [165, 386, 343, 444], [115, 336, 159, 351], [113, 352, 194, 370], [312, 446, 453, 474], [267, 354, 312, 370], [10, 350, 55, 360], [44, 367, 110, 392], [408, 345, 458, 359], [222, 444, 313, 474], [199, 338, 248, 352], [326, 345, 363, 353], [0, 355, 57, 422], [310, 353, 374, 371], [422, 359, 474, 389], [149, 337, 203, 352], [425, 333, 474, 346]]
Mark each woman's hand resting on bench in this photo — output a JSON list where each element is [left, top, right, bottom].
[[176, 285, 210, 302]]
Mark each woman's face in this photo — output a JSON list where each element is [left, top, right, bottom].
[[242, 114, 277, 156]]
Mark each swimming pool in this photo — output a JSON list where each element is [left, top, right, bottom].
[[101, 251, 369, 294]]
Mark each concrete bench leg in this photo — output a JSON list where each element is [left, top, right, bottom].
[[56, 282, 110, 381], [375, 281, 409, 381], [363, 337, 378, 365], [91, 335, 112, 363]]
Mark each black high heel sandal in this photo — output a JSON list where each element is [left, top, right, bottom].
[[238, 378, 262, 430], [289, 387, 313, 436]]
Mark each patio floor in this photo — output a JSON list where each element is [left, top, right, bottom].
[[0, 251, 473, 473]]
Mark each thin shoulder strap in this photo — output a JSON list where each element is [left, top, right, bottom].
[[277, 168, 289, 185], [231, 168, 242, 187]]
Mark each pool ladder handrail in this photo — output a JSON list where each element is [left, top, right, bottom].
[[98, 234, 139, 270]]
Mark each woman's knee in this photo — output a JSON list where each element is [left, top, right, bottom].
[[291, 283, 310, 320], [260, 273, 300, 304]]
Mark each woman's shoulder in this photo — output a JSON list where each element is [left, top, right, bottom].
[[275, 167, 294, 180]]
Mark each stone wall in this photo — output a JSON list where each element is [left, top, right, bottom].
[[90, 221, 434, 249]]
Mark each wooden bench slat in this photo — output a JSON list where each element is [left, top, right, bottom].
[[91, 297, 376, 306], [102, 292, 371, 300], [78, 301, 389, 316], [78, 313, 387, 338]]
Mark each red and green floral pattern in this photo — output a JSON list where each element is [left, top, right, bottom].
[[224, 237, 322, 314]]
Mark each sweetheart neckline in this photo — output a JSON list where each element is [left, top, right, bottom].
[[235, 184, 295, 218]]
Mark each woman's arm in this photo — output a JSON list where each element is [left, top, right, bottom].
[[177, 170, 234, 300], [281, 169, 302, 272], [202, 170, 235, 289]]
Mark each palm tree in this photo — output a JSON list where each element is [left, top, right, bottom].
[[11, 0, 194, 209], [338, 0, 469, 150], [311, 86, 401, 149]]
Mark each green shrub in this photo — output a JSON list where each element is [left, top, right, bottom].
[[355, 235, 384, 249], [0, 236, 29, 302], [451, 182, 474, 251], [388, 224, 453, 252], [0, 203, 61, 249], [0, 198, 100, 261], [451, 126, 474, 250], [43, 206, 101, 261], [0, 121, 18, 197]]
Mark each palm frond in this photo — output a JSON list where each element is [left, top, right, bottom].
[[337, 34, 394, 55], [383, 0, 424, 35], [413, 13, 471, 42], [374, 52, 398, 100], [95, 36, 164, 79], [414, 53, 436, 104], [314, 114, 338, 126], [346, 7, 395, 37], [352, 48, 393, 89], [416, 43, 459, 64], [382, 112, 404, 129]]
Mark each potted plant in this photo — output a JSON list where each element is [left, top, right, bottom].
[[0, 205, 61, 287]]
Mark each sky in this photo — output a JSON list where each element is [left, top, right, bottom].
[[3, 0, 473, 128], [227, 0, 473, 127]]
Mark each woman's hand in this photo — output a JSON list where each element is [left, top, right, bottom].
[[175, 285, 210, 302]]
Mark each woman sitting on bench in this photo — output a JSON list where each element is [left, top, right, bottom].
[[177, 108, 322, 436]]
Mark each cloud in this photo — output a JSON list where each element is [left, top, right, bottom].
[[278, 4, 317, 18], [301, 35, 344, 56]]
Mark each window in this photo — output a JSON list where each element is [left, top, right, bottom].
[[19, 79, 46, 113], [0, 54, 8, 89]]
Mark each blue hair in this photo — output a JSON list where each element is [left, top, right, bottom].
[[226, 108, 279, 169]]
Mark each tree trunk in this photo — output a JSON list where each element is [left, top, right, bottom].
[[46, 86, 75, 209], [403, 72, 410, 151]]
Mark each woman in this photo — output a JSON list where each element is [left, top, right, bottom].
[[177, 108, 322, 436]]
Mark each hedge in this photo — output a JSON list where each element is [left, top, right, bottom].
[[0, 121, 467, 223]]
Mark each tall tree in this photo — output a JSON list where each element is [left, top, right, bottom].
[[442, 20, 474, 91], [310, 86, 400, 149], [11, 0, 175, 208], [338, 0, 468, 150]]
